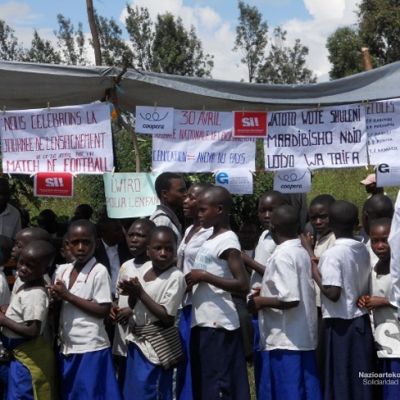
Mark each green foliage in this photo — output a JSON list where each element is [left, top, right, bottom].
[[24, 30, 61, 64], [326, 27, 365, 79], [0, 19, 23, 61], [234, 0, 268, 82], [258, 27, 316, 84]]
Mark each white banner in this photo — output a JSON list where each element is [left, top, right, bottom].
[[273, 168, 312, 193], [264, 103, 367, 170], [135, 106, 174, 135], [215, 169, 253, 195], [376, 164, 400, 187], [0, 103, 113, 174], [366, 99, 400, 165], [152, 109, 256, 172]]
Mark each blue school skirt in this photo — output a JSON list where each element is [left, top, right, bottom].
[[123, 342, 173, 400], [59, 347, 122, 400], [190, 326, 250, 400], [176, 305, 193, 400], [266, 349, 322, 400], [380, 358, 400, 400], [324, 314, 375, 400]]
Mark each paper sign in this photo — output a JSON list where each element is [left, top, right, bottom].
[[233, 111, 268, 138], [135, 106, 174, 135], [0, 103, 114, 174], [152, 109, 256, 173], [273, 168, 311, 193], [264, 103, 367, 170], [376, 164, 400, 187], [215, 169, 253, 194], [103, 172, 159, 218], [34, 172, 74, 198], [366, 99, 400, 165]]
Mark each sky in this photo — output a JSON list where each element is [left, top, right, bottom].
[[0, 0, 361, 82]]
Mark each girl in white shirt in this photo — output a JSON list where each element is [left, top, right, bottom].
[[49, 220, 121, 400]]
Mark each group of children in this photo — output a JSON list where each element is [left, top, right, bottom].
[[0, 172, 399, 400]]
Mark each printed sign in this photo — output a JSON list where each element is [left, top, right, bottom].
[[34, 172, 74, 198], [0, 103, 114, 174], [273, 168, 311, 193], [215, 169, 253, 195], [135, 106, 174, 135], [264, 104, 367, 170], [366, 99, 400, 165], [152, 109, 256, 173], [376, 163, 400, 187], [233, 111, 268, 138], [103, 172, 159, 218]]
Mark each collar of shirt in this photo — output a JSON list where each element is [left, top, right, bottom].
[[156, 204, 182, 230]]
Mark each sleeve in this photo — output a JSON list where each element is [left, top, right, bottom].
[[92, 266, 112, 304], [159, 272, 187, 316], [389, 191, 400, 307], [151, 214, 174, 229], [319, 253, 342, 287], [267, 253, 300, 302], [21, 289, 48, 322], [216, 232, 241, 257], [0, 272, 10, 306]]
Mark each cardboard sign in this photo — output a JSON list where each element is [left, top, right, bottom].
[[215, 169, 253, 194], [233, 111, 268, 138], [34, 172, 74, 197], [376, 164, 400, 187], [103, 172, 159, 218], [273, 168, 311, 193], [0, 103, 114, 174], [135, 106, 174, 135]]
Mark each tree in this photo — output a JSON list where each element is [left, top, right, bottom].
[[55, 15, 86, 65], [358, 0, 400, 66], [233, 0, 268, 82], [151, 13, 213, 77], [0, 19, 23, 61], [25, 30, 61, 64], [125, 5, 154, 70], [258, 27, 316, 84], [326, 27, 364, 79]]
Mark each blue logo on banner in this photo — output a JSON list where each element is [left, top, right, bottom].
[[216, 172, 229, 184]]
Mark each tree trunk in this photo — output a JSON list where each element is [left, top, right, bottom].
[[86, 0, 102, 66], [361, 47, 373, 71]]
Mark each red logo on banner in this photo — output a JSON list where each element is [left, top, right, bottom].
[[233, 111, 268, 138], [34, 173, 74, 198]]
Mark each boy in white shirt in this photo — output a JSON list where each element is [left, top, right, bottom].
[[186, 186, 250, 400], [249, 205, 321, 400], [49, 219, 121, 400], [313, 200, 375, 400]]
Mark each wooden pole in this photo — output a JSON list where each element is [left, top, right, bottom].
[[361, 47, 373, 71], [86, 0, 102, 66]]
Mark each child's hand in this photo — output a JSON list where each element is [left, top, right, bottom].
[[0, 305, 7, 314], [110, 304, 119, 321], [364, 296, 388, 311], [48, 280, 69, 301], [357, 295, 369, 308], [247, 295, 262, 313], [116, 307, 133, 325], [185, 269, 207, 287], [311, 261, 321, 281], [119, 277, 142, 298]]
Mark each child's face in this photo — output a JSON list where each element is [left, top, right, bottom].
[[147, 232, 176, 270], [197, 196, 220, 229], [17, 249, 44, 282], [163, 178, 187, 209], [370, 224, 391, 261], [126, 222, 151, 257], [309, 204, 330, 236], [67, 226, 96, 265], [258, 196, 281, 229], [183, 186, 202, 219]]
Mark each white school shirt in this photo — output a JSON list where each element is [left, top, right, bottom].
[[177, 225, 213, 305], [112, 259, 151, 357], [250, 230, 276, 290], [3, 284, 49, 339], [259, 239, 317, 351], [0, 204, 21, 240], [102, 240, 121, 296], [371, 271, 400, 358], [0, 268, 10, 306], [55, 258, 112, 355], [319, 238, 371, 319], [125, 263, 186, 365], [191, 231, 241, 330]]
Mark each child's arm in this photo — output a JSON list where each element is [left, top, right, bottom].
[[312, 259, 341, 302], [187, 248, 248, 293], [248, 287, 298, 312], [49, 280, 111, 318], [0, 315, 41, 338], [241, 252, 265, 276], [363, 295, 393, 311]]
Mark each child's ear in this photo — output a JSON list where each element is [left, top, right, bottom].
[[217, 204, 223, 214]]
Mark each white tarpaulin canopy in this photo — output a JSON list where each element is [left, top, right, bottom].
[[2, 60, 400, 111]]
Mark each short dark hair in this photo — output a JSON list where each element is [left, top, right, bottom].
[[154, 172, 183, 198], [24, 240, 56, 269], [128, 218, 156, 233], [362, 194, 394, 219], [369, 217, 392, 232], [68, 219, 97, 238], [150, 225, 177, 246], [74, 204, 93, 220], [310, 194, 336, 209], [329, 200, 358, 232], [271, 205, 299, 237]]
